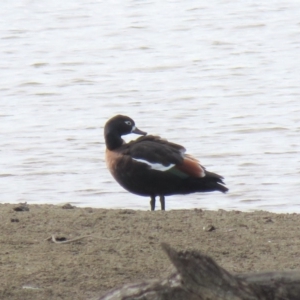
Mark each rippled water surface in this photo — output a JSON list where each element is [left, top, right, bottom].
[[1, 1, 300, 212]]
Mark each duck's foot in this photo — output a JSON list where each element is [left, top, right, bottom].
[[150, 196, 165, 211], [150, 195, 156, 211], [160, 195, 165, 211]]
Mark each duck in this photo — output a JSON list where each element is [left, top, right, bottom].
[[104, 115, 228, 211]]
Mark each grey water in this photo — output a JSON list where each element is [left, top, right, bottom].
[[1, 1, 300, 212]]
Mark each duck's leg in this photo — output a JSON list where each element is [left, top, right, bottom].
[[159, 195, 165, 211], [150, 195, 156, 211]]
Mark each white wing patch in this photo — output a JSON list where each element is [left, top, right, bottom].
[[132, 158, 175, 171]]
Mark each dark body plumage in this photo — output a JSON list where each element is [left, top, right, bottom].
[[105, 115, 228, 211]]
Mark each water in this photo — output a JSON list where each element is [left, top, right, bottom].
[[1, 1, 300, 212]]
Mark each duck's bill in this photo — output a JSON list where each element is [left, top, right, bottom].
[[132, 126, 147, 135]]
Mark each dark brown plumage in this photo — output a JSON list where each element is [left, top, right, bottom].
[[104, 115, 228, 211]]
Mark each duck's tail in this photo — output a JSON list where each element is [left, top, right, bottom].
[[184, 170, 228, 194], [203, 170, 229, 193]]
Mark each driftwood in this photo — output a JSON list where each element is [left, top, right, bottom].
[[99, 243, 300, 300]]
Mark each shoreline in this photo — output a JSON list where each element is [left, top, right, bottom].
[[1, 203, 300, 299]]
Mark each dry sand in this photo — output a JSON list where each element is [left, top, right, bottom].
[[1, 203, 300, 300]]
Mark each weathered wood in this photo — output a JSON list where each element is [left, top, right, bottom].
[[162, 243, 262, 300], [99, 243, 300, 300], [237, 271, 300, 299]]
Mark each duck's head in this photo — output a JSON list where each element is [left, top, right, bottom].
[[104, 115, 147, 137]]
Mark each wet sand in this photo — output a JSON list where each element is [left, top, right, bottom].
[[1, 203, 300, 300]]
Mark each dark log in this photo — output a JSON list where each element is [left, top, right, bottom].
[[99, 243, 300, 300]]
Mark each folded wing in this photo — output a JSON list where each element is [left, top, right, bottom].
[[127, 135, 206, 178]]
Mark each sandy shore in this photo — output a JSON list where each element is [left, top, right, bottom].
[[1, 203, 300, 300]]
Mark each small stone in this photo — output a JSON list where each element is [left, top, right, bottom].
[[203, 225, 216, 232], [11, 218, 19, 222], [13, 204, 29, 212], [265, 218, 273, 223], [62, 203, 75, 209], [55, 237, 67, 242]]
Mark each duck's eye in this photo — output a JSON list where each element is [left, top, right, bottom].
[[125, 121, 132, 126]]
